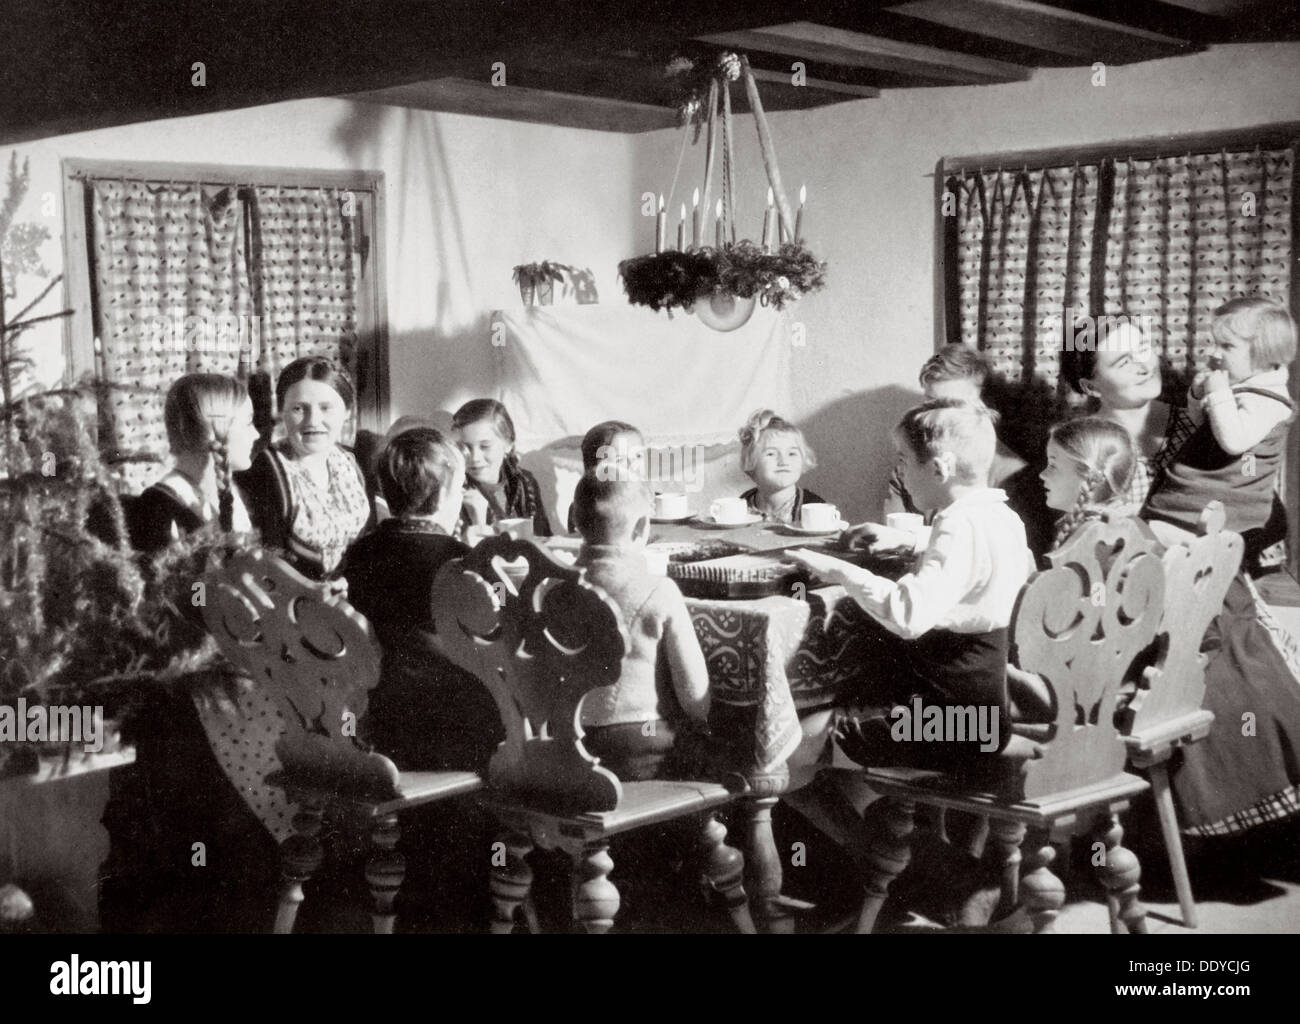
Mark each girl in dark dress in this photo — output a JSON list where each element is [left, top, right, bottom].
[[109, 373, 277, 933], [129, 373, 259, 552], [453, 398, 553, 538]]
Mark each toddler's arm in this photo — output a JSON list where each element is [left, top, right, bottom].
[[661, 583, 711, 723], [1200, 375, 1291, 455]]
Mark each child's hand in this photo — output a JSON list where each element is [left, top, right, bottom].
[[1202, 368, 1231, 396], [785, 548, 850, 583], [841, 522, 915, 554], [462, 487, 490, 525]]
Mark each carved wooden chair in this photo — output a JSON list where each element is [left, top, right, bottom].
[[1121, 504, 1241, 928], [202, 547, 483, 933], [429, 534, 756, 934], [853, 516, 1166, 934]]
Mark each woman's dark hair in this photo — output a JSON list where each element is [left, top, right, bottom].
[[275, 356, 355, 411]]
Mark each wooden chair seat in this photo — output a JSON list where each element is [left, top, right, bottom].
[[483, 778, 734, 838], [269, 769, 483, 817], [846, 517, 1167, 934], [863, 766, 1150, 827], [431, 534, 756, 934], [1124, 710, 1215, 767], [202, 547, 485, 934]]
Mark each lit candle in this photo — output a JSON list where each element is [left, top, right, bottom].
[[655, 194, 665, 253], [715, 199, 723, 249], [794, 184, 806, 244], [761, 187, 774, 252], [692, 188, 700, 248], [677, 203, 686, 251]]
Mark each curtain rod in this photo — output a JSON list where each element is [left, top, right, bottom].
[[943, 121, 1300, 176]]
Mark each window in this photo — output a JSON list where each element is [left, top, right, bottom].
[[62, 160, 388, 492]]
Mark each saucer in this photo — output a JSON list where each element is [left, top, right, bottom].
[[651, 512, 695, 524], [692, 513, 763, 529], [780, 519, 850, 537]]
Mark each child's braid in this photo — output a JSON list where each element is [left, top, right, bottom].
[[1053, 467, 1103, 550], [209, 436, 234, 533]]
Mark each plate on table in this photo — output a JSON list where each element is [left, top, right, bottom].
[[651, 512, 695, 524], [776, 519, 850, 537], [691, 513, 763, 529]]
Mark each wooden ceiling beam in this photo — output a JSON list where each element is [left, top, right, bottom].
[[346, 78, 680, 133], [887, 0, 1192, 60], [697, 20, 1034, 84], [745, 66, 881, 98]]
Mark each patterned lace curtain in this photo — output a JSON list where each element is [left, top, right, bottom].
[[88, 180, 363, 491], [89, 180, 252, 492], [944, 140, 1296, 456], [246, 185, 360, 392], [1103, 149, 1294, 376]]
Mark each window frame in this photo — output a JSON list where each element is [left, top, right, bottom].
[[60, 158, 390, 435]]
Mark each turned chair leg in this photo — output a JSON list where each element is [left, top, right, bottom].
[[365, 813, 405, 934], [1150, 764, 1197, 928], [856, 797, 917, 934], [274, 801, 325, 934], [489, 829, 535, 934], [988, 819, 1027, 919], [572, 841, 619, 934], [1095, 812, 1148, 934], [698, 813, 757, 934], [1020, 830, 1065, 934]]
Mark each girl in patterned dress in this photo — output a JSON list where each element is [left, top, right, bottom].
[[236, 356, 373, 580]]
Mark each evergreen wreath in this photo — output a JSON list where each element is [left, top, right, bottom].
[[619, 240, 827, 313]]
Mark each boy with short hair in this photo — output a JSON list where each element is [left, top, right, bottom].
[[572, 474, 712, 781], [788, 400, 1038, 775], [341, 427, 503, 773]]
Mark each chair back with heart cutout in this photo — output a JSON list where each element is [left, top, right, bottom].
[[201, 546, 401, 800], [1011, 515, 1165, 798], [1125, 503, 1241, 738], [429, 534, 629, 814]]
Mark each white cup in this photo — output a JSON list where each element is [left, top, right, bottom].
[[654, 492, 689, 519], [495, 517, 534, 540], [709, 496, 750, 524], [800, 503, 841, 532], [885, 512, 925, 535]]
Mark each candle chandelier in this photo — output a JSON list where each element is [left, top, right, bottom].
[[618, 52, 827, 332]]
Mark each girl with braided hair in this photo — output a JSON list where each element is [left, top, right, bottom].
[[1039, 415, 1138, 552], [130, 373, 258, 553]]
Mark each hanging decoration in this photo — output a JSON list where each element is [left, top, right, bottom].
[[618, 52, 827, 332]]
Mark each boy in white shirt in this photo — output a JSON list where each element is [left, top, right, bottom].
[[788, 400, 1037, 775]]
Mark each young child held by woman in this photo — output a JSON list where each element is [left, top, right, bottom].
[[1144, 297, 1296, 550], [737, 409, 826, 524], [453, 398, 552, 538], [786, 400, 1037, 778]]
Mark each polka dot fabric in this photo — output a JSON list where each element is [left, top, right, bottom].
[[191, 682, 296, 843]]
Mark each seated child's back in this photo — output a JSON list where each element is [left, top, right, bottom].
[[572, 474, 711, 781], [342, 428, 503, 773]]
